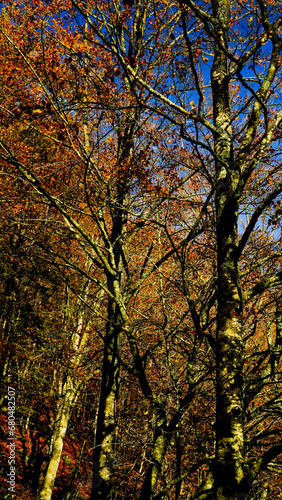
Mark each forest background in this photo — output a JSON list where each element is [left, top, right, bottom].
[[0, 1, 282, 499]]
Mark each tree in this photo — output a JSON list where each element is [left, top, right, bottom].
[[0, 3, 201, 498], [1, 1, 282, 499], [68, 0, 282, 498]]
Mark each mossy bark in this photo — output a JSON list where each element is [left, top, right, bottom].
[[140, 402, 168, 499], [39, 377, 78, 500], [90, 296, 122, 500], [211, 1, 245, 498]]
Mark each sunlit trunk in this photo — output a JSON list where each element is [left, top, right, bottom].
[[39, 377, 78, 500], [211, 0, 244, 497], [140, 402, 168, 499], [39, 287, 90, 500], [91, 295, 122, 500]]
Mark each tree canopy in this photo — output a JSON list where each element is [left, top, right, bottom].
[[0, 1, 282, 499]]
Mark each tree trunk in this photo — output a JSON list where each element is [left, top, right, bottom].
[[39, 286, 90, 500], [91, 294, 122, 500], [39, 377, 78, 500], [211, 1, 244, 498], [90, 104, 136, 499], [140, 401, 168, 499]]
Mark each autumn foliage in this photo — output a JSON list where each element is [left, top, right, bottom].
[[0, 1, 282, 500]]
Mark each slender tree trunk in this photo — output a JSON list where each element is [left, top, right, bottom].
[[175, 430, 182, 500], [211, 1, 244, 498], [271, 297, 282, 383], [39, 286, 91, 500], [140, 401, 168, 499], [39, 377, 78, 500]]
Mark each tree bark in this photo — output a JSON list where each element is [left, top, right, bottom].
[[211, 0, 244, 498], [91, 296, 122, 500], [90, 109, 136, 499], [39, 377, 78, 500], [39, 286, 91, 500], [139, 401, 168, 499]]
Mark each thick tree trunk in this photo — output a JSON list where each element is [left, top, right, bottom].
[[215, 205, 244, 500], [90, 107, 136, 499], [91, 295, 122, 500], [211, 1, 244, 498]]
